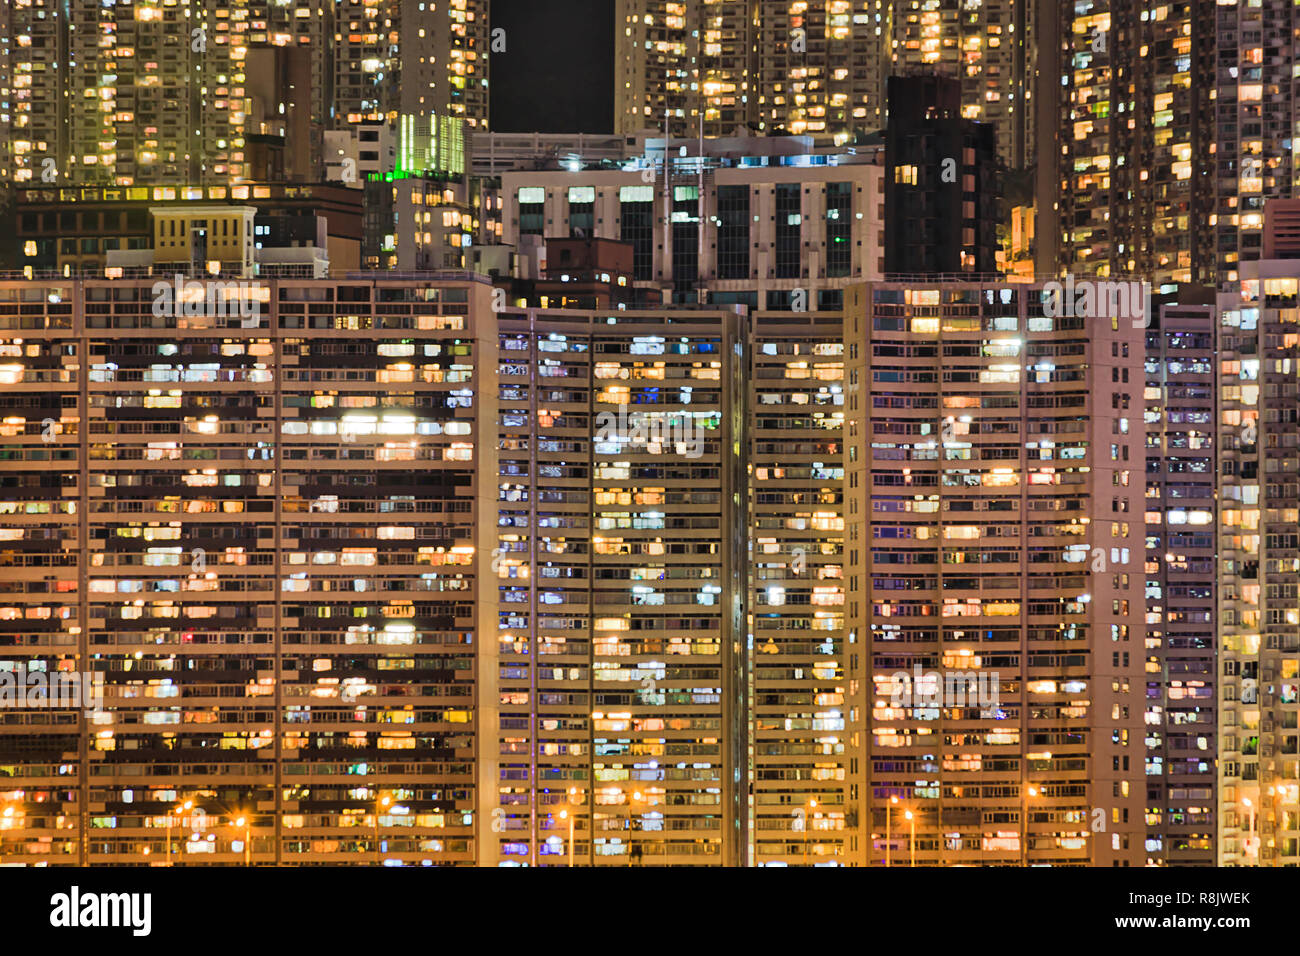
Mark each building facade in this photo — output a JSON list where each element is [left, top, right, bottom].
[[0, 274, 499, 864], [501, 138, 884, 306], [1, 0, 488, 189], [0, 268, 1236, 867], [1056, 0, 1216, 288], [884, 0, 1038, 169], [15, 184, 363, 278], [749, 309, 849, 865], [487, 305, 749, 865], [4, 0, 332, 187], [612, 0, 1037, 168], [0, 279, 766, 867], [1143, 288, 1218, 866], [1054, 0, 1300, 290], [842, 279, 1147, 865], [331, 0, 489, 126], [614, 1, 881, 143], [1217, 259, 1300, 866]]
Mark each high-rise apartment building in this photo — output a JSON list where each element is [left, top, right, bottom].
[[752, 0, 880, 143], [1055, 1, 1215, 288], [612, 1, 1038, 168], [334, 0, 490, 125], [842, 279, 1147, 865], [1054, 0, 1300, 289], [615, 0, 741, 139], [614, 1, 881, 143], [1, 1, 487, 188], [5, 0, 334, 187], [883, 75, 1001, 275], [0, 1, 15, 191], [487, 305, 749, 866], [0, 274, 500, 864], [0, 276, 860, 867], [1143, 288, 1218, 866], [0, 274, 1227, 867], [1217, 258, 1300, 867], [334, 0, 397, 122], [884, 0, 1038, 169], [0, 280, 774, 866], [749, 309, 849, 865], [1211, 1, 1298, 286]]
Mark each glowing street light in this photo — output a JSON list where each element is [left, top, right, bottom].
[[166, 799, 193, 867], [627, 790, 645, 867], [886, 795, 900, 867], [803, 798, 818, 866], [233, 815, 252, 866], [1242, 797, 1257, 863], [375, 794, 392, 866], [563, 786, 582, 867], [1021, 783, 1042, 866]]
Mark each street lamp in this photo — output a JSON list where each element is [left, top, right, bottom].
[[562, 787, 582, 867], [627, 790, 644, 867], [1242, 797, 1257, 864], [1021, 785, 1040, 866], [166, 799, 193, 867], [558, 809, 572, 867], [804, 798, 818, 866], [886, 795, 899, 867], [185, 798, 249, 865], [0, 801, 23, 864], [374, 794, 392, 866], [233, 815, 252, 866], [904, 809, 915, 867]]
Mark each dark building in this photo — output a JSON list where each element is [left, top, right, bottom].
[[16, 183, 362, 276], [535, 237, 636, 309], [245, 44, 321, 182], [884, 75, 999, 275]]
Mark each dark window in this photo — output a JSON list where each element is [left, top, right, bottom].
[[620, 197, 654, 280], [716, 185, 749, 279], [775, 183, 801, 278], [672, 185, 699, 293], [766, 290, 792, 310]]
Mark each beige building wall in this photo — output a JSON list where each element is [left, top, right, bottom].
[[842, 279, 1146, 865]]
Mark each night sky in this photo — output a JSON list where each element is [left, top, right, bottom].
[[490, 0, 615, 134]]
